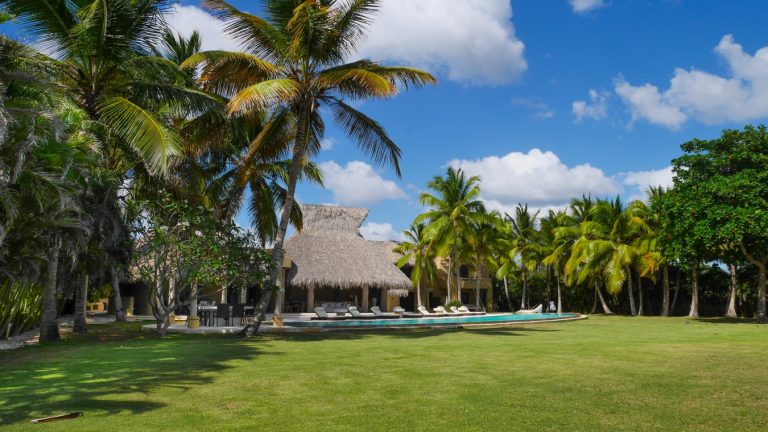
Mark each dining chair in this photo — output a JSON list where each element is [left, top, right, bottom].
[[216, 304, 230, 327]]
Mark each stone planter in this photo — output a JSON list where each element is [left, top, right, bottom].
[[272, 315, 284, 327], [187, 316, 200, 329]]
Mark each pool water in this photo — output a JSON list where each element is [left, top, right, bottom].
[[286, 313, 581, 328]]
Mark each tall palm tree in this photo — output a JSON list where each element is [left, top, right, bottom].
[[466, 210, 503, 309], [395, 222, 437, 310], [185, 0, 435, 330], [501, 204, 540, 310], [417, 167, 489, 304], [541, 209, 570, 313]]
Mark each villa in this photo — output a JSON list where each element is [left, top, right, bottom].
[[274, 204, 494, 314]]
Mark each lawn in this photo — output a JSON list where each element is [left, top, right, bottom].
[[1, 316, 767, 431]]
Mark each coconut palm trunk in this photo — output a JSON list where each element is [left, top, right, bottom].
[[637, 272, 644, 316], [245, 139, 306, 335], [446, 257, 453, 304], [671, 268, 681, 314], [688, 265, 699, 318], [110, 264, 126, 322], [626, 266, 636, 316], [556, 272, 563, 314], [73, 272, 89, 333], [757, 264, 767, 324], [40, 238, 60, 342], [725, 264, 738, 318], [661, 264, 670, 316], [520, 271, 527, 310], [596, 283, 613, 314], [502, 276, 512, 311]]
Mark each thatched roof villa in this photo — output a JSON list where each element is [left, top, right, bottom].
[[278, 204, 413, 312]]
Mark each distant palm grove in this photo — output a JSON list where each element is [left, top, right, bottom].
[[0, 0, 767, 345]]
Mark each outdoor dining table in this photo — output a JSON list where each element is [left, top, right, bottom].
[[196, 305, 254, 326]]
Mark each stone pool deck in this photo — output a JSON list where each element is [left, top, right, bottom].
[[141, 313, 587, 334]]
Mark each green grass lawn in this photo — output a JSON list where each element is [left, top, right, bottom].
[[1, 316, 767, 431]]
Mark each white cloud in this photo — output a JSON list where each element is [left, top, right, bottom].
[[511, 98, 555, 119], [164, 5, 237, 51], [572, 89, 609, 123], [614, 35, 768, 129], [319, 161, 407, 206], [359, 222, 403, 241], [320, 138, 335, 151], [164, 1, 526, 86], [448, 149, 621, 213], [569, 0, 605, 14], [620, 166, 674, 202], [356, 0, 527, 85]]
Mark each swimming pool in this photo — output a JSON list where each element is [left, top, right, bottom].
[[286, 312, 583, 329]]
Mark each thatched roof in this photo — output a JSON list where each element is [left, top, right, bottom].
[[284, 204, 412, 296]]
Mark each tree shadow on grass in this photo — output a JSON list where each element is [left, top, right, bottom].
[[696, 317, 760, 325], [257, 324, 560, 343], [0, 323, 273, 425]]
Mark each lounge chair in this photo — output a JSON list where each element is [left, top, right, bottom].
[[449, 306, 471, 316], [433, 306, 448, 314], [311, 306, 347, 320], [516, 304, 543, 314], [458, 306, 486, 315], [347, 306, 376, 319], [370, 306, 399, 319], [418, 305, 445, 316]]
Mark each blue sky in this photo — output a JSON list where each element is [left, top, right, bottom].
[[6, 1, 768, 241]]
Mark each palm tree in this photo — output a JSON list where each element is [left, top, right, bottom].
[[541, 209, 570, 313], [466, 211, 503, 309], [395, 222, 437, 310], [417, 167, 489, 304], [185, 0, 435, 330], [502, 204, 540, 310]]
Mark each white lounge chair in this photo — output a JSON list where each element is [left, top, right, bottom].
[[311, 306, 347, 320], [516, 304, 543, 314], [418, 305, 443, 316], [370, 306, 399, 319], [433, 306, 448, 314], [347, 306, 376, 319], [458, 306, 486, 315], [449, 306, 470, 315]]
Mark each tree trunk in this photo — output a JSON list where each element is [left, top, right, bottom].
[[416, 277, 422, 308], [520, 271, 527, 310], [637, 272, 644, 316], [661, 264, 670, 316], [475, 265, 481, 309], [110, 264, 126, 322], [596, 283, 613, 314], [502, 276, 512, 311], [556, 273, 562, 314], [40, 239, 61, 342], [671, 268, 681, 314], [688, 265, 699, 318], [725, 264, 738, 318], [73, 272, 88, 333], [626, 266, 636, 316], [757, 263, 767, 324], [591, 284, 598, 314], [190, 279, 198, 318], [452, 227, 460, 303], [446, 257, 453, 304], [243, 106, 309, 335]]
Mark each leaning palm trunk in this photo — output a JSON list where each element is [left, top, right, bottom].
[[243, 135, 307, 335], [446, 257, 453, 304], [416, 277, 422, 309], [40, 239, 60, 342], [502, 276, 512, 311], [637, 273, 644, 316], [110, 264, 126, 322], [688, 265, 699, 318], [671, 268, 681, 314], [596, 283, 613, 314], [661, 264, 670, 316], [73, 272, 88, 333], [556, 273, 563, 314], [626, 266, 636, 316], [725, 264, 738, 318]]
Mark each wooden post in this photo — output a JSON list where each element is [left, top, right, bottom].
[[361, 286, 369, 312], [307, 287, 315, 311]]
